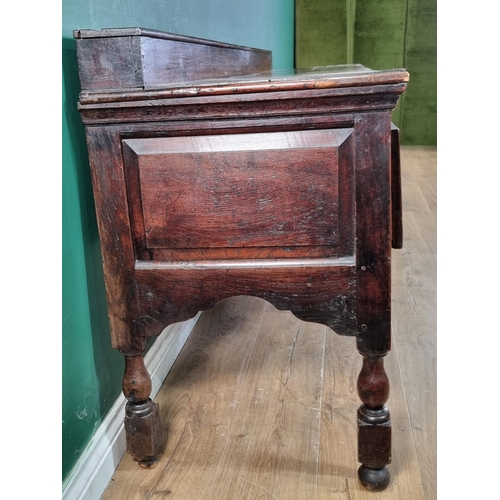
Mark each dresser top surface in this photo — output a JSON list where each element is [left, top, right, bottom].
[[166, 64, 409, 89], [74, 27, 408, 105], [78, 64, 409, 105]]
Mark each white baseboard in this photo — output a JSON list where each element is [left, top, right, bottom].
[[62, 314, 201, 500]]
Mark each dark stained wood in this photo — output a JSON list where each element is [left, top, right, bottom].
[[84, 127, 143, 352], [100, 148, 435, 500], [391, 124, 403, 249], [121, 352, 163, 466], [123, 129, 353, 252], [134, 261, 357, 337], [122, 353, 152, 403], [354, 112, 392, 356], [149, 246, 343, 261], [78, 85, 406, 125], [74, 27, 272, 92], [357, 355, 392, 491], [76, 62, 409, 104], [124, 399, 163, 468], [357, 356, 390, 409], [121, 352, 163, 465], [74, 27, 408, 491]]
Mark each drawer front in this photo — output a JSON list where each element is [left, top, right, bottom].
[[123, 128, 354, 257]]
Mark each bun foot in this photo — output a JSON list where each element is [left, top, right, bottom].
[[358, 465, 390, 491], [138, 456, 159, 469]]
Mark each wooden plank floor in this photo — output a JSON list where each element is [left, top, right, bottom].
[[102, 146, 436, 500]]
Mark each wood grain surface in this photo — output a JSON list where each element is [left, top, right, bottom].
[[128, 130, 347, 249], [101, 145, 436, 499], [74, 28, 271, 92]]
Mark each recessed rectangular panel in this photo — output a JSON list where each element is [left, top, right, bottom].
[[124, 129, 352, 250]]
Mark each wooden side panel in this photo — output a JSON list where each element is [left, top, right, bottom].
[[141, 148, 339, 248], [141, 37, 271, 87], [125, 129, 351, 250], [74, 30, 271, 92]]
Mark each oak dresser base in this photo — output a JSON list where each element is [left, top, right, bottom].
[[74, 27, 409, 492]]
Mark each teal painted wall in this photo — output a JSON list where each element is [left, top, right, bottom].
[[295, 0, 437, 145], [62, 0, 295, 483]]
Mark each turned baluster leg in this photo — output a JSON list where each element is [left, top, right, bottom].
[[357, 353, 391, 491], [122, 352, 163, 468]]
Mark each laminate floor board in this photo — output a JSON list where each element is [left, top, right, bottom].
[[399, 146, 436, 214], [205, 307, 326, 500], [101, 296, 267, 499], [392, 146, 437, 500], [100, 146, 437, 500], [316, 326, 426, 500]]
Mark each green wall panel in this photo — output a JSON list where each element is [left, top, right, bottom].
[[295, 0, 436, 145], [400, 0, 437, 145], [62, 0, 294, 484], [62, 37, 124, 482], [353, 0, 408, 128], [354, 0, 408, 69], [295, 0, 348, 67]]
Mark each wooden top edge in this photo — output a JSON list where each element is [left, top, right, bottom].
[[78, 66, 409, 105], [72, 27, 271, 54]]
